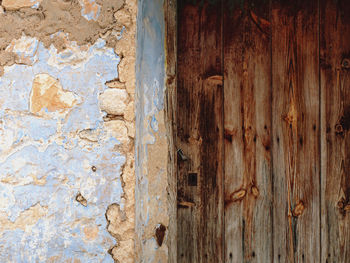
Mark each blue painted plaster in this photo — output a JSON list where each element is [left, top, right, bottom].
[[135, 0, 166, 261], [0, 38, 123, 262]]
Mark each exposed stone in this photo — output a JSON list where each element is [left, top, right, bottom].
[[6, 35, 38, 65], [76, 193, 88, 207], [106, 203, 132, 239], [109, 240, 134, 263], [106, 79, 126, 89], [78, 129, 101, 142], [1, 0, 42, 10], [126, 120, 135, 139], [0, 0, 125, 53], [30, 73, 77, 115], [99, 88, 128, 115], [124, 102, 135, 121], [104, 120, 128, 143], [114, 9, 132, 27], [118, 57, 135, 94]]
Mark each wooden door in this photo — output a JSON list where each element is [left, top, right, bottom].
[[176, 0, 350, 262]]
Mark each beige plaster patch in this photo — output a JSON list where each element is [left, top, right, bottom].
[[30, 73, 76, 115], [0, 203, 48, 233], [2, 0, 42, 10], [83, 225, 99, 241]]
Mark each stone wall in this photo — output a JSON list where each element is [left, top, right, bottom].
[[0, 0, 136, 262]]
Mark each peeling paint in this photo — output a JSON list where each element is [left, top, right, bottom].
[[0, 0, 136, 261], [79, 0, 101, 21], [136, 0, 169, 262], [0, 35, 125, 262]]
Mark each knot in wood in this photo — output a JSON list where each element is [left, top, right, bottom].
[[251, 185, 259, 197], [292, 201, 305, 217], [230, 189, 247, 202], [335, 123, 344, 134], [341, 58, 350, 69], [284, 103, 297, 125], [337, 199, 345, 209], [178, 200, 195, 208], [205, 75, 223, 86]]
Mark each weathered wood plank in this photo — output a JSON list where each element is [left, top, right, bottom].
[[177, 1, 224, 262], [164, 0, 177, 262], [224, 1, 272, 262], [320, 0, 350, 261], [271, 1, 320, 262]]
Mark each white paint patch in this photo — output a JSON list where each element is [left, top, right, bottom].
[[6, 35, 39, 65]]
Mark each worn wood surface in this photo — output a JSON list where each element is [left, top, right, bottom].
[[164, 0, 177, 262], [271, 1, 320, 262], [320, 0, 350, 262], [176, 1, 224, 262], [174, 0, 350, 262], [223, 1, 272, 262]]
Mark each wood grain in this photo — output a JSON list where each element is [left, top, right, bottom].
[[320, 0, 350, 261], [164, 0, 177, 262], [223, 1, 272, 262], [271, 1, 320, 262], [177, 1, 224, 262]]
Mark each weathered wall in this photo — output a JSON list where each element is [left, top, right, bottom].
[[135, 0, 170, 262], [0, 0, 136, 262]]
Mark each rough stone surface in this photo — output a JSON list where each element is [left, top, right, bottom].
[[2, 0, 42, 10], [0, 0, 125, 76], [99, 88, 128, 116], [0, 0, 136, 261]]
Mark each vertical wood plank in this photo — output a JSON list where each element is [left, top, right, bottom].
[[224, 1, 272, 262], [177, 1, 224, 262], [164, 0, 177, 262], [320, 0, 350, 261], [271, 1, 320, 262]]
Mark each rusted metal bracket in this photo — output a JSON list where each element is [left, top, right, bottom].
[[177, 148, 188, 161]]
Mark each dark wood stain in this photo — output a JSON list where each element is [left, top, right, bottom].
[[177, 1, 224, 262], [175, 0, 350, 262], [320, 0, 350, 261]]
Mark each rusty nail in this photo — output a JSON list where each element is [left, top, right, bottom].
[[230, 189, 247, 202], [177, 149, 188, 161], [155, 223, 166, 247], [292, 201, 305, 217], [342, 58, 350, 69]]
